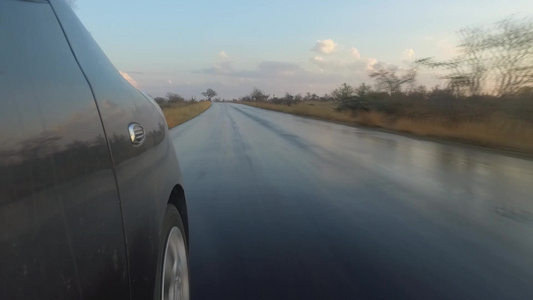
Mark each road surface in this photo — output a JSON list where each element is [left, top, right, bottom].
[[171, 103, 533, 299]]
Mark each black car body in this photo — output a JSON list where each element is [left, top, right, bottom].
[[0, 0, 189, 298]]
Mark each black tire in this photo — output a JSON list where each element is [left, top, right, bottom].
[[154, 205, 190, 300]]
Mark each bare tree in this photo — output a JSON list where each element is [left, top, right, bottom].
[[490, 18, 533, 95], [417, 26, 491, 96], [368, 64, 417, 94], [417, 17, 532, 96]]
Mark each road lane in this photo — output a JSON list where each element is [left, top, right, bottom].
[[171, 103, 533, 299]]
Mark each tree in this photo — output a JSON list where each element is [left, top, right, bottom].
[[331, 83, 355, 100], [166, 92, 185, 103], [337, 83, 374, 111], [321, 93, 333, 101], [303, 92, 319, 101], [368, 64, 417, 94], [201, 88, 217, 101], [249, 88, 269, 102], [283, 92, 295, 106], [153, 97, 166, 105], [153, 96, 170, 109], [240, 95, 252, 102], [489, 18, 533, 95], [272, 92, 298, 106], [417, 17, 533, 96]]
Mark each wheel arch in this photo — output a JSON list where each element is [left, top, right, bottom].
[[167, 184, 189, 244]]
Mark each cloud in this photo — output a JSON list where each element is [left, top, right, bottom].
[[350, 48, 361, 59], [198, 61, 234, 75], [119, 71, 138, 88], [310, 56, 346, 69], [197, 60, 302, 79], [256, 61, 300, 76], [310, 53, 378, 73], [312, 39, 337, 54], [168, 80, 172, 85], [186, 46, 390, 99], [403, 49, 415, 59], [218, 51, 229, 59], [311, 56, 328, 67]]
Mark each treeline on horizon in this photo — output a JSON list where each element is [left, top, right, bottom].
[[236, 17, 532, 125]]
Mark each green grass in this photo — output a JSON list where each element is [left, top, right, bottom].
[[241, 101, 533, 153], [162, 101, 211, 128]]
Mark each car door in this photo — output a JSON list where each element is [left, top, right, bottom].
[[0, 1, 129, 298], [48, 1, 184, 299]]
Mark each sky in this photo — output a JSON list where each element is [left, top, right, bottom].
[[75, 0, 532, 99]]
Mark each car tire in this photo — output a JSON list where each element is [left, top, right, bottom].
[[154, 205, 190, 300]]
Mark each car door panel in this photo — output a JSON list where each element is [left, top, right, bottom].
[[0, 1, 129, 298], [48, 1, 184, 298]]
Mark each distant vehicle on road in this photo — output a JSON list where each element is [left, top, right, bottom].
[[0, 1, 189, 299]]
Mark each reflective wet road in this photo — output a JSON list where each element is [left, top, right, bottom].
[[171, 103, 533, 299]]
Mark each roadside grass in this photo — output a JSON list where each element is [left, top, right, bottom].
[[162, 101, 211, 128], [241, 101, 533, 153]]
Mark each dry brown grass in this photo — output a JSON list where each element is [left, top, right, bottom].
[[244, 101, 355, 123], [163, 101, 211, 128], [242, 101, 533, 153]]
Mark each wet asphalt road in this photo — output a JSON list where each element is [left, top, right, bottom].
[[171, 103, 533, 299]]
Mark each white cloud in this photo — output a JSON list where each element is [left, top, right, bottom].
[[218, 51, 229, 59], [403, 49, 415, 59], [350, 47, 361, 59], [168, 79, 172, 85], [119, 71, 138, 88], [312, 39, 337, 54], [310, 52, 379, 74], [311, 56, 328, 67], [311, 55, 345, 69]]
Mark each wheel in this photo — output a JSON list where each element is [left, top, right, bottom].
[[155, 205, 190, 300]]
